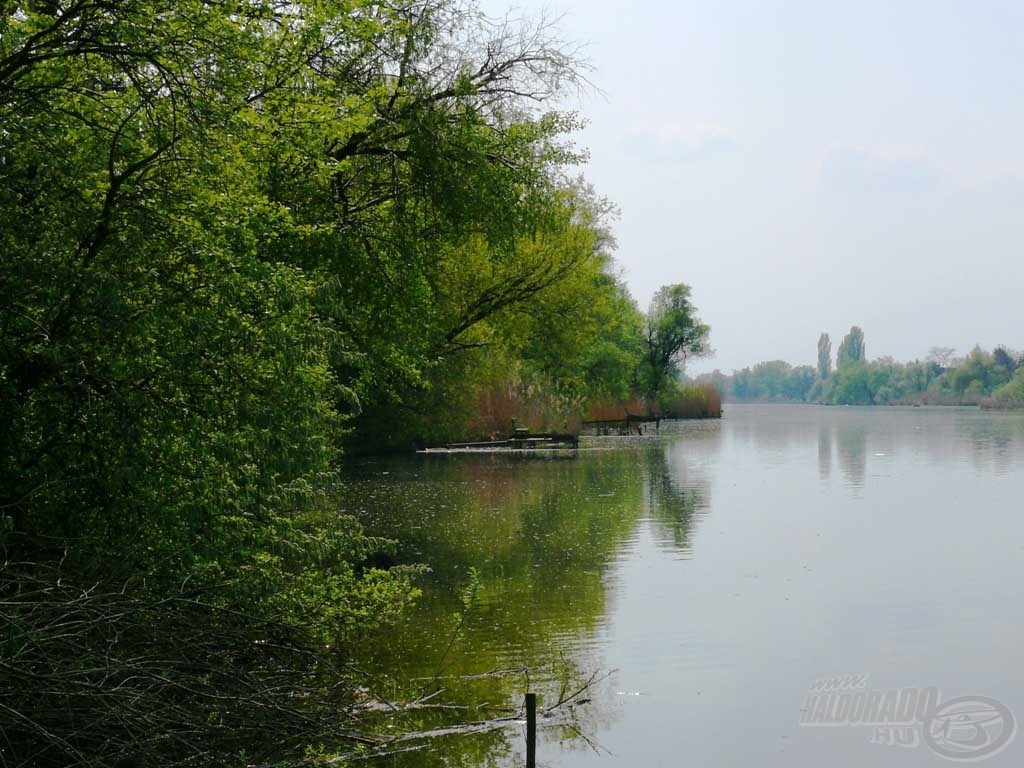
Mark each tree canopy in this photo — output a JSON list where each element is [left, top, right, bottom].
[[817, 332, 832, 379], [638, 283, 710, 399], [836, 326, 866, 369]]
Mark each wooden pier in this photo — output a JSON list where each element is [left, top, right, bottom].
[[581, 412, 661, 436]]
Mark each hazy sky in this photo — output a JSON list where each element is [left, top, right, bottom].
[[483, 0, 1024, 373]]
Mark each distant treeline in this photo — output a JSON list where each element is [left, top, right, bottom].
[[694, 327, 1024, 408]]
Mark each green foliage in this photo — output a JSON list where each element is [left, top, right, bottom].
[[0, 1, 414, 647], [816, 351, 1009, 407], [993, 367, 1024, 405], [638, 283, 710, 399], [949, 346, 1011, 396], [836, 326, 866, 369], [721, 361, 816, 402], [0, 0, 658, 604], [817, 332, 832, 379], [347, 198, 650, 448], [715, 322, 1019, 407], [828, 361, 874, 404], [993, 346, 1020, 376]]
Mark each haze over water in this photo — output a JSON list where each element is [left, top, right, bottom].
[[349, 405, 1024, 766]]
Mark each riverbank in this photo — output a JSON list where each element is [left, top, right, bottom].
[[981, 397, 1024, 410]]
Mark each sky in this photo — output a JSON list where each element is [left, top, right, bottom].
[[482, 0, 1024, 373]]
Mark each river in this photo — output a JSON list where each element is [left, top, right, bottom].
[[342, 404, 1024, 766]]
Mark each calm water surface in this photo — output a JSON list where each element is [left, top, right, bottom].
[[344, 405, 1024, 766]]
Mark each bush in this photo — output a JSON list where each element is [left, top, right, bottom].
[[986, 368, 1024, 409]]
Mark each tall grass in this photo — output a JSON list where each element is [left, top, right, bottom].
[[659, 384, 722, 418], [458, 382, 722, 443], [584, 396, 649, 421], [463, 385, 582, 440]]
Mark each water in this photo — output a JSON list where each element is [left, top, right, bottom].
[[343, 405, 1024, 766]]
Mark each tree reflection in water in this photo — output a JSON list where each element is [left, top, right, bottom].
[[339, 428, 719, 766]]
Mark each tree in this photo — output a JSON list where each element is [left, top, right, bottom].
[[828, 361, 873, 404], [817, 332, 832, 379], [949, 346, 1010, 397], [638, 284, 710, 399], [993, 367, 1024, 404], [836, 326, 866, 369], [993, 346, 1019, 376]]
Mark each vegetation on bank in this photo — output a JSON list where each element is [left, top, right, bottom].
[[450, 283, 718, 442], [0, 1, 712, 764], [697, 327, 1023, 407]]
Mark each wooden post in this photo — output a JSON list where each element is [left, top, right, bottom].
[[525, 692, 537, 768]]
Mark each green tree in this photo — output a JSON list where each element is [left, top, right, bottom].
[[638, 284, 710, 399], [817, 332, 832, 379], [948, 345, 1010, 399], [836, 326, 866, 369], [993, 346, 1019, 376], [828, 360, 873, 404], [993, 367, 1024, 404]]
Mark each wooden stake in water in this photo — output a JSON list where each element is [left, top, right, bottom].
[[525, 692, 537, 768]]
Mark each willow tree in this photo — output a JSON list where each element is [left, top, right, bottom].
[[639, 284, 710, 400]]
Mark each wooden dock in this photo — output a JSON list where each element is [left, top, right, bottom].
[[581, 412, 661, 436]]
